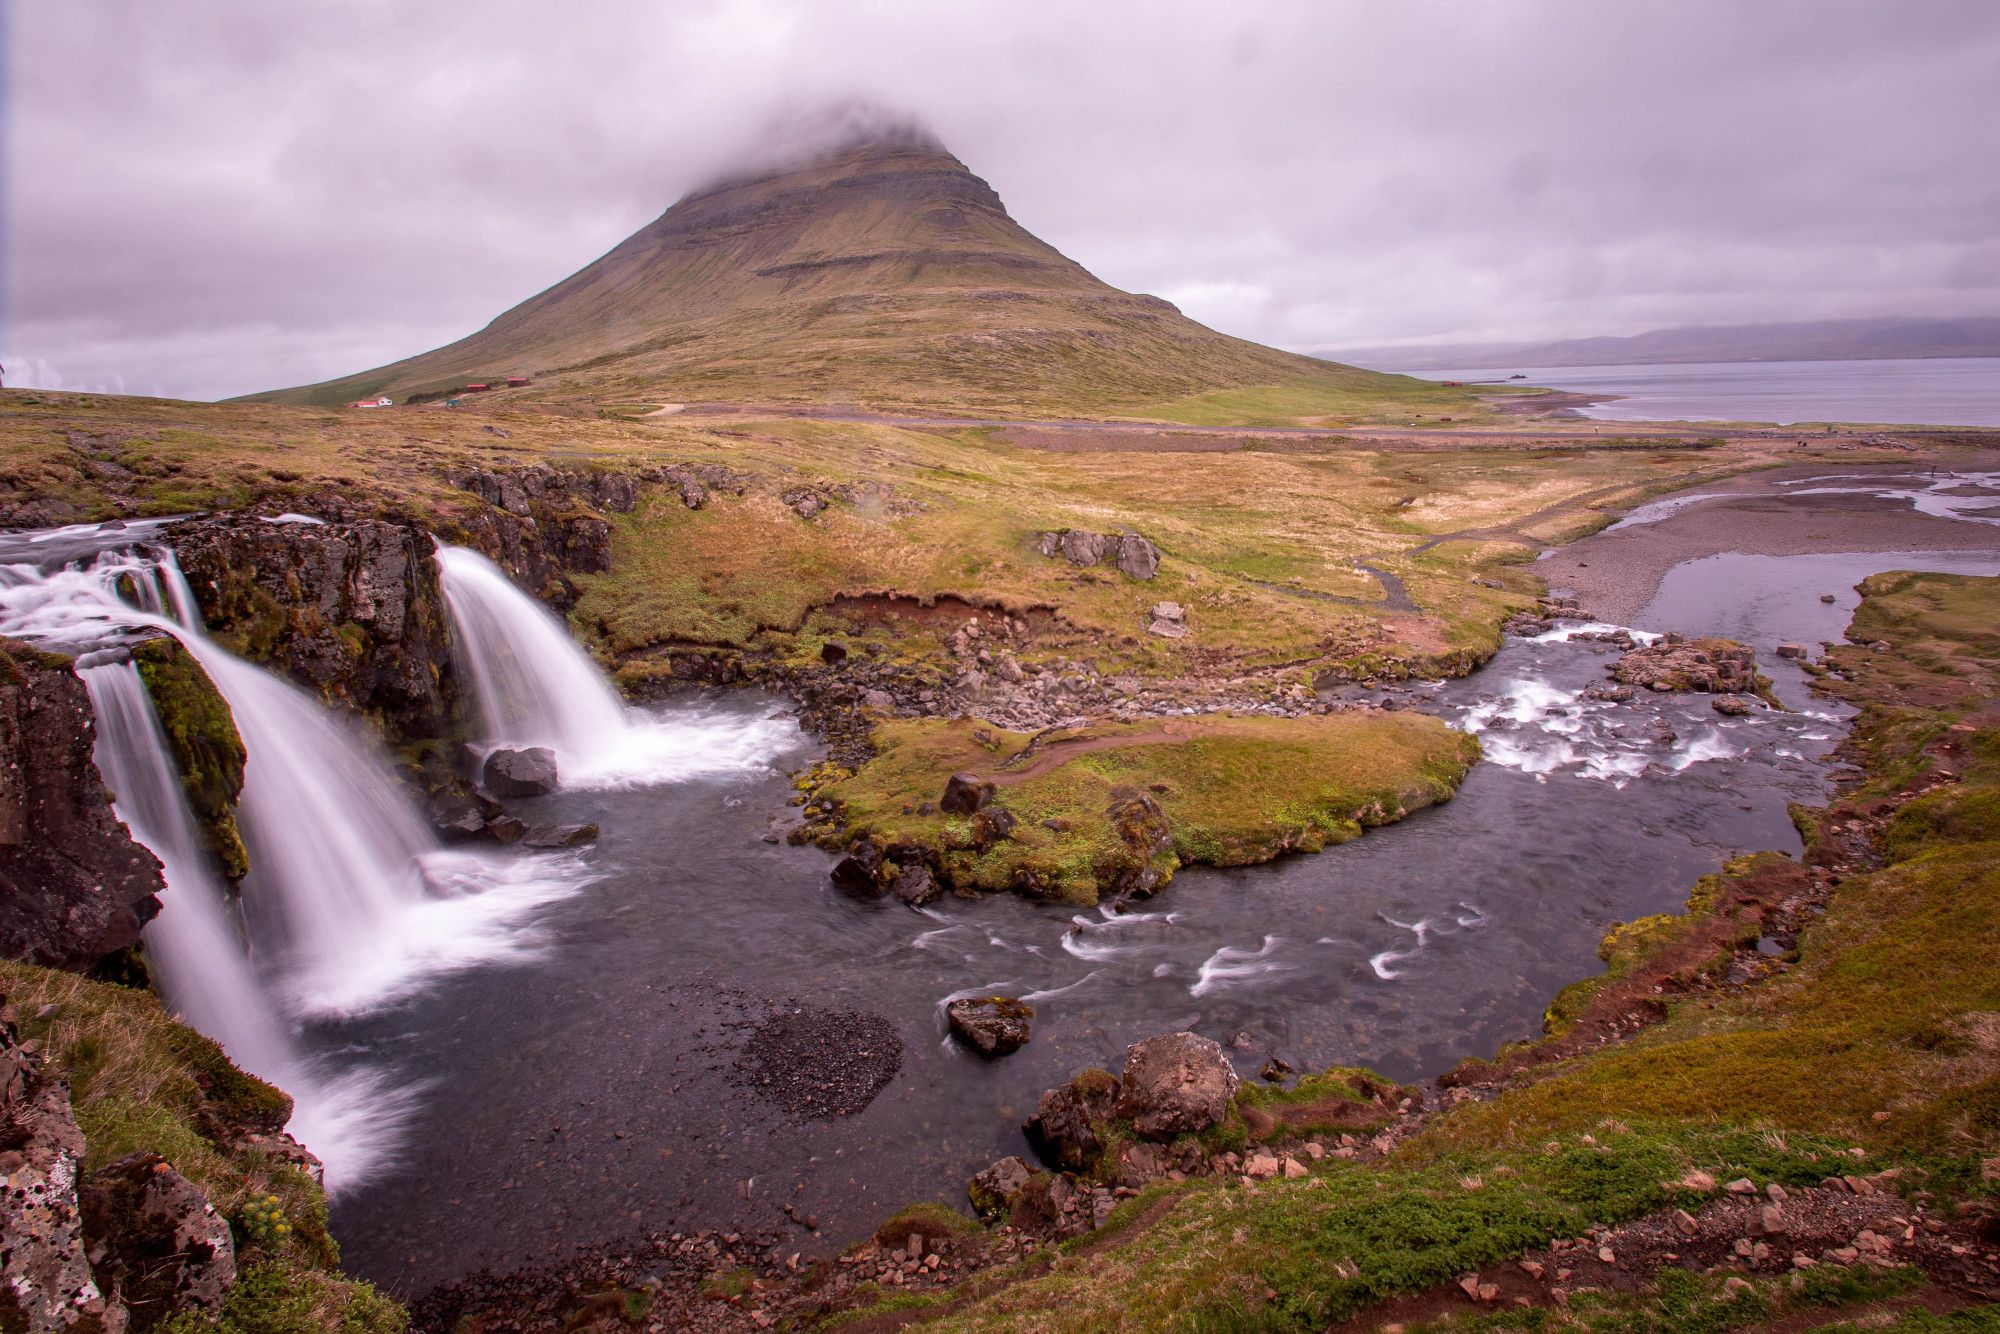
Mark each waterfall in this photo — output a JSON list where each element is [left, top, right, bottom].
[[0, 538, 588, 1008], [435, 546, 629, 756], [78, 656, 408, 1193], [435, 545, 801, 788]]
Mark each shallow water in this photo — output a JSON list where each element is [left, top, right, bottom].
[[329, 625, 1862, 1293]]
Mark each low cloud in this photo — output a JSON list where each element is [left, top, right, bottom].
[[5, 0, 1997, 399]]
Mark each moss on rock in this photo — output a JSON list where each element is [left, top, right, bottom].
[[134, 636, 249, 881], [809, 710, 1480, 905]]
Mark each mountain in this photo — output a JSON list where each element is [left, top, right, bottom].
[[1328, 316, 2000, 372], [258, 118, 1417, 418]]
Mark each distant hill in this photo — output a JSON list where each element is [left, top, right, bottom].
[[1327, 317, 2000, 373], [255, 117, 1428, 420]]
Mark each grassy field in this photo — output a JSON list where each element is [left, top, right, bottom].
[[0, 388, 1811, 692]]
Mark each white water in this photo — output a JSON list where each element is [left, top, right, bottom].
[[79, 658, 408, 1192], [435, 545, 799, 788], [0, 540, 600, 1185]]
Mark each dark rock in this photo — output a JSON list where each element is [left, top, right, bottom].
[[890, 864, 939, 906], [1116, 1031, 1240, 1140], [1102, 787, 1174, 903], [169, 513, 458, 737], [1776, 643, 1809, 659], [434, 808, 490, 841], [0, 641, 165, 969], [971, 805, 1017, 850], [967, 1156, 1039, 1220], [830, 838, 886, 896], [482, 746, 558, 798], [80, 1153, 236, 1327], [1024, 1070, 1120, 1172], [940, 772, 996, 815], [1820, 593, 1837, 603], [946, 996, 1034, 1057], [485, 815, 527, 845], [522, 822, 599, 848], [1711, 693, 1755, 716], [819, 641, 848, 666], [860, 688, 895, 711]]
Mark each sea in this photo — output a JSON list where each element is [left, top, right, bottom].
[[1419, 356, 2000, 428]]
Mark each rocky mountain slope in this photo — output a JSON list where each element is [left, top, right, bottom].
[[254, 122, 1434, 420]]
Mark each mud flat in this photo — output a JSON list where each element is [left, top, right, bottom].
[[1542, 459, 2000, 622]]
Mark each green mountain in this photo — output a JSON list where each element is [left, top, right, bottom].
[[256, 121, 1429, 419]]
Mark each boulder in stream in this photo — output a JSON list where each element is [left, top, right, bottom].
[[523, 822, 599, 848], [947, 995, 1034, 1057], [482, 746, 558, 798]]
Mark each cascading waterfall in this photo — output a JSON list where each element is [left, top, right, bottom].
[[435, 545, 800, 787], [0, 529, 594, 1187], [78, 655, 407, 1191]]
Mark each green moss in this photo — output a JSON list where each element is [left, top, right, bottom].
[[155, 1260, 406, 1334], [133, 637, 249, 881], [812, 711, 1479, 904], [874, 1201, 980, 1247], [1236, 1066, 1405, 1139]]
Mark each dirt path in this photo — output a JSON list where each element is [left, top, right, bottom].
[[988, 725, 1187, 785]]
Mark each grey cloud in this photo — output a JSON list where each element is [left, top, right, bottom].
[[5, 0, 1997, 399]]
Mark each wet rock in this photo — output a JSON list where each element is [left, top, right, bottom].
[[1612, 637, 1762, 695], [1776, 643, 1809, 659], [81, 1152, 237, 1325], [0, 1002, 118, 1332], [1820, 593, 1837, 603], [890, 864, 939, 906], [940, 772, 996, 815], [831, 853, 886, 898], [1024, 1070, 1120, 1172], [523, 822, 598, 848], [482, 746, 558, 798], [170, 513, 458, 737], [485, 815, 527, 845], [1711, 693, 1755, 716], [1116, 1031, 1240, 1140], [0, 641, 165, 969], [946, 996, 1034, 1057]]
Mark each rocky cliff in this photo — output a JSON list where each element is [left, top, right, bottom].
[[169, 514, 458, 738], [0, 640, 165, 971]]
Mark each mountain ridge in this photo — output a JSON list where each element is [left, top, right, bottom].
[[254, 126, 1430, 420]]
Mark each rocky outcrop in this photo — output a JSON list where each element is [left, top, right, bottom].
[[1612, 636, 1763, 695], [1035, 530, 1161, 579], [169, 514, 457, 738], [80, 1153, 237, 1329], [445, 463, 748, 609], [0, 1000, 115, 1332], [0, 641, 165, 970], [1115, 1032, 1239, 1139]]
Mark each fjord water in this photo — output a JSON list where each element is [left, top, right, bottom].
[[1428, 356, 2000, 426]]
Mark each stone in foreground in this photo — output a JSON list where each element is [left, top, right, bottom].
[[482, 746, 559, 798], [1116, 1031, 1239, 1139], [940, 771, 996, 815], [946, 995, 1034, 1057], [967, 1156, 1039, 1220]]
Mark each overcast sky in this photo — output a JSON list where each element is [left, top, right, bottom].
[[5, 0, 1998, 400]]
